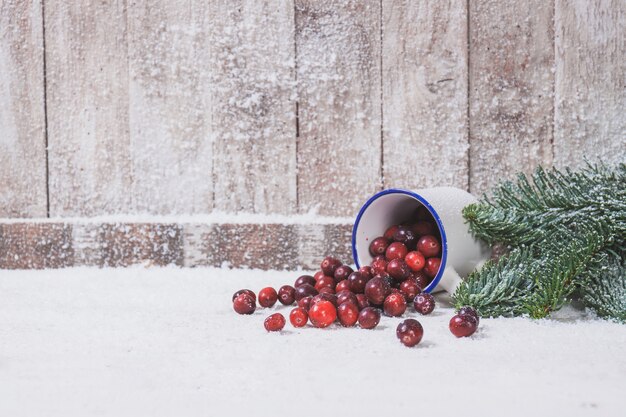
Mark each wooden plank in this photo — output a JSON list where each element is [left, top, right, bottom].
[[0, 0, 47, 217], [127, 1, 214, 214], [0, 223, 73, 269], [210, 0, 297, 215], [382, 0, 469, 191], [554, 0, 625, 168], [296, 0, 382, 217], [45, 0, 131, 216], [469, 0, 554, 195]]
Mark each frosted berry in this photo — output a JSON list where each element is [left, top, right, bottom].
[[356, 294, 370, 310], [233, 293, 256, 315], [364, 276, 391, 305], [321, 256, 342, 276], [348, 271, 369, 294], [264, 313, 286, 332], [315, 275, 336, 291], [311, 293, 338, 308], [411, 220, 436, 236], [258, 287, 278, 308], [295, 284, 318, 301], [417, 235, 441, 258], [314, 271, 327, 282], [399, 279, 421, 302], [232, 289, 256, 303], [383, 293, 407, 317], [294, 275, 316, 288], [278, 285, 296, 305], [396, 319, 423, 347], [384, 225, 400, 240], [449, 314, 478, 337], [392, 226, 417, 249], [335, 279, 351, 293], [386, 242, 408, 261], [334, 265, 354, 282], [413, 293, 435, 315], [405, 251, 426, 272], [358, 307, 381, 329], [386, 258, 411, 281], [337, 302, 359, 327], [458, 306, 480, 326], [370, 256, 388, 275], [358, 265, 374, 279], [424, 257, 441, 278], [289, 307, 308, 328], [298, 296, 313, 311], [336, 290, 358, 307], [309, 300, 337, 328], [369, 237, 390, 257], [412, 271, 430, 290], [319, 286, 335, 295]]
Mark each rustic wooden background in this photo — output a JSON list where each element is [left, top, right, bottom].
[[0, 0, 624, 269]]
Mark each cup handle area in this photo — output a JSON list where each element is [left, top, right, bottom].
[[439, 266, 463, 295]]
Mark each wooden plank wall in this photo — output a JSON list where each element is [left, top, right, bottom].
[[1, 0, 625, 221]]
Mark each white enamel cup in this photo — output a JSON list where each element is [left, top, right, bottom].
[[351, 187, 491, 294]]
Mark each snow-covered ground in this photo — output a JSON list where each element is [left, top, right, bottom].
[[1, 267, 625, 417]]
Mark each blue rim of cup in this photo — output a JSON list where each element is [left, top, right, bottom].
[[351, 188, 448, 294]]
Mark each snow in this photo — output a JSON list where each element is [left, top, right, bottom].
[[1, 267, 625, 417]]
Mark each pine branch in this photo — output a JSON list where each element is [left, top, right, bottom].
[[580, 250, 626, 323]]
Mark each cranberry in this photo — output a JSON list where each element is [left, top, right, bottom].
[[411, 220, 436, 236], [396, 319, 423, 347], [424, 257, 441, 278], [449, 314, 478, 337], [356, 294, 370, 310], [289, 307, 308, 327], [295, 284, 318, 301], [385, 242, 408, 261], [370, 257, 388, 275], [358, 307, 381, 329], [405, 251, 426, 272], [335, 279, 351, 293], [337, 302, 359, 327], [364, 277, 391, 305], [399, 279, 421, 302], [311, 293, 338, 308], [384, 225, 400, 240], [380, 274, 395, 291], [358, 265, 374, 279], [334, 265, 354, 282], [298, 296, 313, 311], [387, 258, 411, 281], [414, 205, 431, 220], [314, 271, 327, 282], [278, 285, 296, 305], [319, 286, 335, 295], [417, 235, 441, 258], [309, 300, 337, 328], [412, 271, 430, 290], [413, 293, 435, 315], [336, 290, 358, 307], [294, 275, 316, 288], [232, 289, 256, 303], [258, 287, 278, 308], [458, 306, 480, 326], [383, 293, 407, 317], [321, 256, 342, 276], [392, 226, 417, 249], [369, 237, 389, 257], [264, 313, 286, 332], [315, 275, 336, 291], [233, 293, 256, 315], [348, 271, 369, 294]]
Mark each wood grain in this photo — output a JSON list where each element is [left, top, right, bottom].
[[469, 0, 554, 195], [382, 0, 469, 191], [0, 223, 73, 269], [554, 0, 625, 169], [0, 0, 47, 217], [296, 0, 382, 217], [45, 0, 131, 216], [127, 1, 213, 214], [209, 0, 297, 215]]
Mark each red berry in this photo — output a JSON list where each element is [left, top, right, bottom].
[[315, 275, 336, 291], [399, 279, 421, 302], [335, 279, 351, 293], [386, 258, 411, 281], [336, 290, 358, 307], [396, 319, 423, 347], [337, 302, 359, 327], [449, 314, 478, 337], [384, 225, 400, 240], [386, 242, 408, 261], [417, 235, 441, 258], [364, 277, 391, 305], [321, 256, 342, 276], [383, 293, 407, 317], [295, 284, 318, 301], [413, 293, 435, 315], [412, 271, 430, 290], [233, 293, 256, 315], [411, 221, 436, 236], [405, 251, 426, 272], [356, 294, 370, 310], [298, 296, 313, 311], [348, 271, 369, 294], [369, 237, 389, 257], [370, 257, 388, 275], [334, 265, 354, 282], [311, 293, 338, 308], [232, 289, 256, 303], [309, 300, 337, 328], [392, 226, 417, 249], [319, 286, 335, 295], [278, 285, 296, 305], [258, 287, 278, 308], [458, 306, 480, 326], [294, 275, 316, 288], [264, 313, 286, 332], [289, 307, 308, 327], [358, 266, 374, 279], [358, 307, 381, 329], [424, 257, 441, 278], [314, 271, 327, 282]]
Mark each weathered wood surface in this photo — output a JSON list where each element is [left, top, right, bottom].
[[554, 0, 626, 169], [45, 0, 131, 216], [210, 0, 297, 215], [295, 0, 382, 217], [468, 0, 555, 195], [0, 0, 47, 217], [382, 0, 469, 191]]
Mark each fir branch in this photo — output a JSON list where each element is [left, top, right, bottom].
[[580, 250, 626, 323]]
